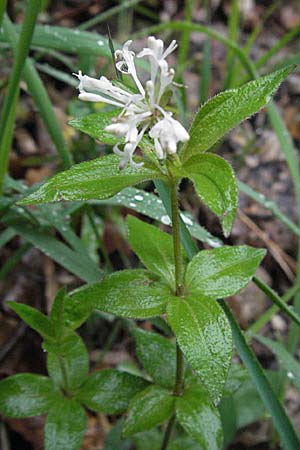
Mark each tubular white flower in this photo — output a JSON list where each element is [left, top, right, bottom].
[[149, 116, 190, 156], [74, 36, 189, 168], [115, 40, 145, 97]]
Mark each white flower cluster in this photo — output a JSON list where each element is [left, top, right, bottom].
[[74, 37, 189, 169]]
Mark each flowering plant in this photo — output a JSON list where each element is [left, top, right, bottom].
[[76, 37, 189, 168], [0, 34, 295, 450]]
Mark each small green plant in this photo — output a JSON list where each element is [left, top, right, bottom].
[[0, 35, 297, 450]]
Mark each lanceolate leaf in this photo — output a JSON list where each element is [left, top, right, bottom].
[[133, 328, 177, 388], [69, 110, 121, 144], [7, 302, 54, 340], [185, 246, 266, 298], [181, 65, 294, 160], [70, 269, 175, 319], [0, 374, 55, 418], [167, 295, 232, 404], [77, 369, 148, 414], [128, 215, 187, 287], [18, 154, 164, 205], [182, 154, 237, 236], [45, 396, 87, 450], [176, 384, 223, 450], [46, 333, 89, 390], [123, 385, 175, 437]]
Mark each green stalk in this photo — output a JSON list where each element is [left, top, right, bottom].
[[247, 283, 300, 336], [160, 415, 176, 450], [160, 179, 185, 450], [199, 0, 211, 103], [2, 14, 74, 169], [0, 0, 7, 24], [0, 0, 41, 192], [78, 0, 141, 30], [177, 0, 192, 77], [253, 277, 300, 328]]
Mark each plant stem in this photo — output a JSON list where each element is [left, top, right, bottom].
[[170, 180, 184, 296], [160, 415, 175, 450], [0, 0, 41, 193], [160, 179, 185, 450]]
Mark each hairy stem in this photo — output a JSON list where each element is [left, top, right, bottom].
[[160, 179, 185, 450]]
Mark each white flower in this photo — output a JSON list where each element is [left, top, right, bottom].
[[74, 37, 189, 169], [149, 115, 190, 158]]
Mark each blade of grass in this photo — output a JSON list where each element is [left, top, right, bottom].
[[2, 14, 74, 168], [0, 23, 111, 57], [238, 181, 300, 237], [0, 0, 41, 192], [199, 0, 211, 103], [247, 283, 300, 336], [177, 0, 193, 77], [0, 92, 19, 193], [224, 0, 239, 89], [253, 277, 300, 328], [0, 243, 31, 280], [9, 221, 102, 283], [220, 299, 299, 450], [0, 228, 16, 248], [0, 0, 7, 24], [79, 0, 141, 31], [267, 102, 300, 210], [255, 26, 300, 73], [35, 62, 78, 87]]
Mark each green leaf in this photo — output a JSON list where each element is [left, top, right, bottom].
[[134, 429, 162, 450], [0, 374, 55, 418], [123, 385, 175, 437], [77, 369, 148, 414], [182, 154, 237, 236], [133, 328, 177, 388], [255, 335, 300, 391], [230, 370, 281, 429], [104, 419, 131, 450], [46, 333, 89, 390], [167, 295, 232, 404], [18, 154, 163, 205], [218, 397, 237, 447], [223, 363, 248, 397], [69, 110, 121, 144], [0, 24, 111, 57], [9, 221, 102, 283], [93, 186, 223, 248], [181, 65, 295, 160], [45, 396, 87, 450], [70, 269, 175, 319], [62, 292, 94, 330], [50, 288, 66, 336], [176, 384, 223, 450], [168, 437, 199, 450], [185, 245, 266, 298], [128, 215, 187, 287], [7, 301, 54, 340], [50, 287, 94, 332]]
